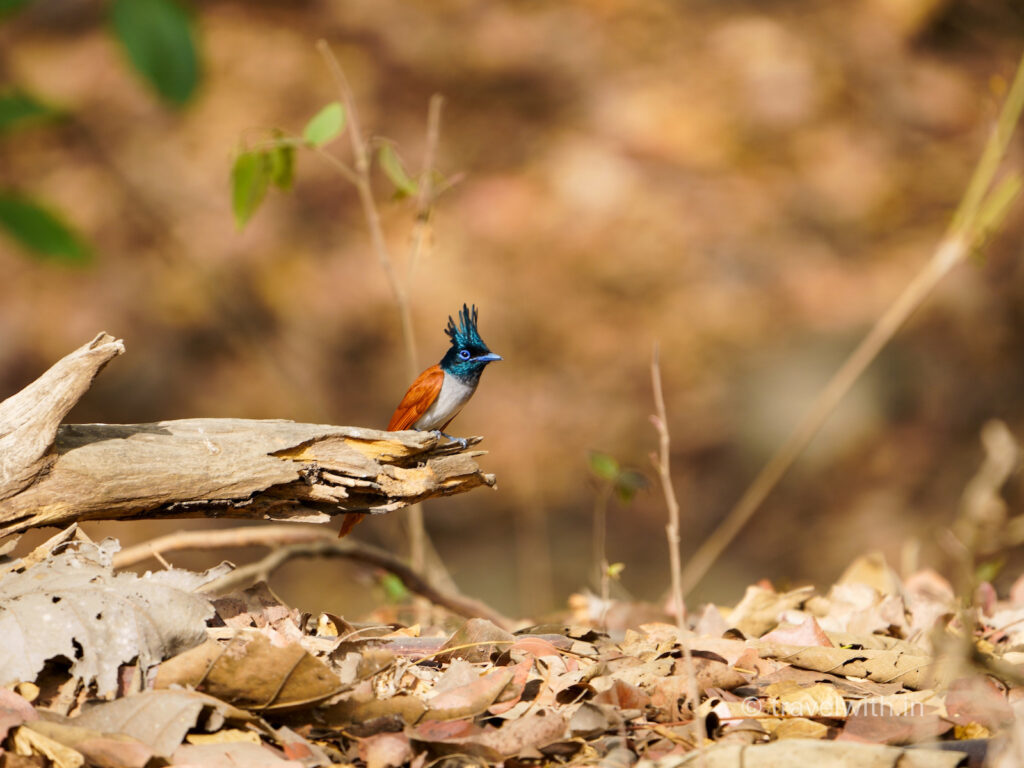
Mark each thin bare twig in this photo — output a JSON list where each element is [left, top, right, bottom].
[[650, 343, 685, 628], [405, 94, 446, 606], [592, 482, 612, 628], [112, 524, 514, 630], [315, 42, 459, 611], [680, 53, 1024, 596], [315, 39, 417, 378], [650, 344, 704, 756], [408, 94, 444, 280]]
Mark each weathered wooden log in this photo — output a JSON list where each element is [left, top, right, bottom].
[[0, 334, 495, 538]]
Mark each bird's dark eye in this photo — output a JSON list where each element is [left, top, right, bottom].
[[458, 349, 471, 360]]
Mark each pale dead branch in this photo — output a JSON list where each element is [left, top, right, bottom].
[[0, 335, 495, 538]]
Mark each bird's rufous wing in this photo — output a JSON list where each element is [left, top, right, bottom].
[[387, 364, 444, 431]]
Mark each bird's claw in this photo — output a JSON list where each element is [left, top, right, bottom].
[[432, 430, 468, 449]]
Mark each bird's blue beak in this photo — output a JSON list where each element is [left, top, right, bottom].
[[474, 352, 503, 363]]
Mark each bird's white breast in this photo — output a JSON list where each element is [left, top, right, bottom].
[[413, 372, 477, 430]]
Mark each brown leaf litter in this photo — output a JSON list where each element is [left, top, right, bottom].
[[1, 529, 1023, 766]]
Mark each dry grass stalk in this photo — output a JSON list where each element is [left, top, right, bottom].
[[681, 54, 1024, 596]]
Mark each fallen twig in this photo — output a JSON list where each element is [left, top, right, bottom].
[[113, 524, 515, 630]]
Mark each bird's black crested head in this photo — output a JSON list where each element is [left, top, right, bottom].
[[445, 304, 484, 349], [440, 304, 502, 381]]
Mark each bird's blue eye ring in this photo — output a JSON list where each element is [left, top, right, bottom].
[[458, 349, 471, 360]]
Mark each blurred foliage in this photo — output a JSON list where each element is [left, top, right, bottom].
[[110, 0, 199, 106], [0, 89, 57, 131], [0, 195, 90, 265], [1, 0, 1023, 618], [588, 450, 647, 504], [378, 142, 418, 198], [302, 101, 345, 148], [0, 0, 28, 17]]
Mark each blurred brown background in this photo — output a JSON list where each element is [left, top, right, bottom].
[[1, 0, 1023, 619]]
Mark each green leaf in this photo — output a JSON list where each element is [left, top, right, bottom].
[[378, 142, 418, 197], [230, 150, 271, 228], [379, 572, 409, 603], [588, 451, 619, 482], [975, 558, 1004, 586], [0, 0, 31, 18], [110, 0, 199, 106], [0, 194, 91, 264], [614, 470, 648, 504], [268, 142, 295, 191], [302, 102, 345, 147], [606, 562, 626, 580], [0, 90, 58, 132]]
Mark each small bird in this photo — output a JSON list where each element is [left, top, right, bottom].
[[387, 304, 502, 442], [338, 304, 501, 537]]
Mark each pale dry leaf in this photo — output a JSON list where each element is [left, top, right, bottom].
[[569, 701, 612, 738], [727, 586, 815, 638], [72, 689, 253, 758], [170, 741, 303, 766], [634, 738, 970, 766], [756, 643, 935, 689], [12, 724, 85, 768], [763, 717, 829, 740], [836, 552, 902, 597], [760, 615, 832, 647], [186, 729, 261, 746], [0, 539, 224, 696], [765, 680, 846, 718], [430, 658, 478, 694], [25, 721, 152, 768]]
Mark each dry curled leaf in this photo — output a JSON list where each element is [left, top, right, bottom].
[[154, 629, 345, 712], [0, 537, 226, 696]]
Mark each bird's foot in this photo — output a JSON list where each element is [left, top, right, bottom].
[[431, 430, 468, 449]]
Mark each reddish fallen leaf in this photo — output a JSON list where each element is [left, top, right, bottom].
[[423, 666, 516, 721], [411, 710, 567, 760], [510, 636, 563, 660], [648, 676, 696, 721], [488, 661, 532, 715], [0, 689, 37, 740], [838, 708, 952, 745], [359, 732, 413, 768], [592, 679, 651, 711], [945, 677, 1015, 731], [272, 725, 332, 765]]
